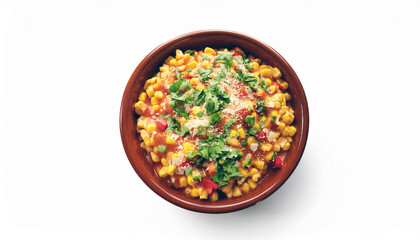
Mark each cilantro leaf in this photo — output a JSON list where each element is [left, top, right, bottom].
[[224, 118, 238, 130], [248, 128, 258, 136], [170, 92, 189, 102], [243, 158, 252, 168], [177, 125, 190, 137], [209, 111, 222, 125], [201, 54, 209, 60], [169, 78, 183, 93], [185, 50, 195, 55], [259, 75, 270, 92], [196, 111, 204, 117], [245, 116, 255, 126], [216, 52, 234, 70], [169, 103, 190, 119], [157, 145, 167, 153], [255, 100, 267, 112], [199, 67, 213, 82]]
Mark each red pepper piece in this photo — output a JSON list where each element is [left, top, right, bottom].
[[257, 131, 266, 142], [274, 155, 283, 168], [232, 50, 241, 57], [199, 177, 219, 194], [156, 120, 168, 130]]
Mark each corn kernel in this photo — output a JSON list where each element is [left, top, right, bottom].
[[251, 112, 258, 118], [283, 142, 291, 151], [178, 65, 186, 71], [202, 60, 210, 68], [284, 92, 292, 101], [153, 146, 158, 154], [187, 60, 198, 69], [182, 142, 194, 153], [274, 101, 281, 110], [196, 84, 205, 91], [165, 56, 174, 64], [248, 178, 257, 189], [247, 136, 257, 144], [134, 101, 147, 115], [272, 67, 282, 79], [252, 124, 260, 130], [230, 130, 238, 137], [278, 137, 288, 148], [256, 160, 265, 170], [287, 137, 293, 143], [227, 137, 239, 146], [269, 85, 276, 93], [175, 49, 183, 60], [150, 152, 159, 162], [240, 169, 249, 178], [179, 176, 188, 187], [251, 62, 259, 69], [154, 91, 164, 99], [221, 182, 233, 194], [249, 168, 258, 177], [241, 183, 250, 193], [252, 173, 260, 182], [274, 144, 281, 152], [204, 47, 216, 55], [190, 77, 199, 86], [169, 58, 177, 66], [166, 164, 176, 175], [261, 116, 266, 122], [188, 175, 197, 186], [178, 117, 187, 124], [158, 167, 168, 177], [232, 186, 242, 197], [261, 143, 273, 152], [265, 151, 274, 161], [281, 81, 289, 90], [282, 113, 294, 125], [288, 126, 297, 136], [278, 122, 286, 131], [191, 106, 203, 116], [199, 188, 208, 199], [161, 157, 168, 166], [165, 134, 176, 144], [210, 192, 219, 201], [190, 188, 199, 198], [139, 92, 147, 102], [183, 53, 191, 62], [226, 189, 233, 198], [146, 123, 156, 132], [261, 69, 273, 78], [159, 66, 168, 72], [146, 86, 155, 98], [237, 128, 245, 139], [265, 78, 272, 86], [151, 96, 158, 105], [256, 89, 264, 96], [185, 187, 192, 195]]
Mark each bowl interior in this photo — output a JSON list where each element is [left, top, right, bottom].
[[120, 30, 309, 213]]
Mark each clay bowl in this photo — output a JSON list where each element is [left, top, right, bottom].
[[120, 30, 309, 213]]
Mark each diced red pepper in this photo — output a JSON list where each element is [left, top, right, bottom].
[[199, 177, 219, 194], [156, 119, 168, 130], [232, 50, 241, 57], [257, 131, 266, 142], [274, 155, 283, 168], [179, 162, 198, 169]]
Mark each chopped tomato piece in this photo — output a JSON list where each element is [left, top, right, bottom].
[[156, 119, 168, 130], [199, 177, 219, 194], [232, 50, 241, 57], [274, 155, 283, 168], [257, 131, 266, 142], [206, 162, 217, 177]]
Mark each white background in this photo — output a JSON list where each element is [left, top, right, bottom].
[[1, 0, 420, 239]]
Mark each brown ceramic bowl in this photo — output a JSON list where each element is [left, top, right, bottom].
[[120, 30, 309, 213]]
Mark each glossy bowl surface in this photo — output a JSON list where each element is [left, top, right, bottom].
[[120, 30, 309, 213]]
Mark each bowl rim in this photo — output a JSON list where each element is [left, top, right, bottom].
[[120, 29, 309, 213]]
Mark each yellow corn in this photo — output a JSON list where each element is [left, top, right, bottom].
[[256, 160, 265, 170], [166, 164, 176, 175], [183, 53, 191, 62], [227, 137, 239, 146], [221, 182, 233, 194], [264, 78, 272, 86], [187, 175, 197, 186], [251, 62, 259, 69], [261, 69, 273, 78], [202, 60, 210, 68], [274, 101, 281, 109], [196, 84, 205, 91], [269, 85, 276, 93], [230, 130, 238, 137], [139, 92, 147, 102], [247, 136, 257, 144], [237, 128, 245, 139], [252, 174, 260, 182], [284, 92, 291, 101], [190, 77, 199, 86], [151, 96, 158, 105], [240, 169, 249, 178], [165, 56, 174, 64], [210, 192, 219, 201], [182, 142, 194, 153], [232, 186, 242, 197], [261, 143, 273, 152], [249, 168, 258, 177], [158, 167, 168, 177], [190, 188, 199, 198], [288, 126, 297, 136], [256, 89, 264, 96], [283, 143, 291, 151], [153, 79, 162, 90], [153, 146, 158, 154], [175, 49, 183, 60], [247, 178, 257, 189], [204, 47, 216, 55], [241, 182, 250, 193], [146, 123, 156, 132], [154, 91, 164, 99], [150, 152, 159, 162], [184, 187, 192, 195], [265, 151, 274, 161], [178, 65, 186, 71], [252, 124, 260, 130], [191, 106, 203, 116], [159, 66, 169, 72], [273, 144, 281, 152], [272, 67, 282, 79], [278, 122, 286, 131], [187, 60, 198, 69], [146, 86, 155, 98], [179, 176, 188, 187], [161, 157, 168, 166], [282, 113, 294, 125], [243, 101, 254, 110], [134, 101, 147, 115], [169, 58, 177, 66], [226, 189, 233, 198], [165, 134, 177, 144]]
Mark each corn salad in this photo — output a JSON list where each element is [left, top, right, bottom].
[[135, 47, 295, 201]]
